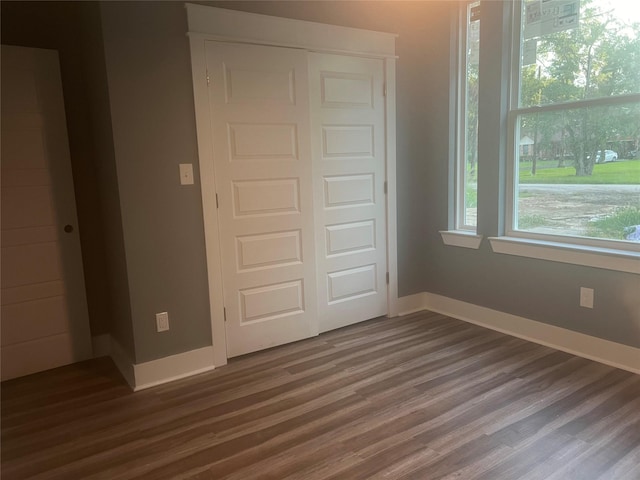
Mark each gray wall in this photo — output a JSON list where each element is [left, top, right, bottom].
[[99, 2, 212, 362], [79, 3, 136, 358], [3, 1, 638, 366], [98, 0, 638, 358]]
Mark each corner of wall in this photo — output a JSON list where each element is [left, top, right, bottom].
[[80, 1, 137, 361], [108, 335, 136, 389], [93, 334, 216, 391], [132, 346, 216, 391]]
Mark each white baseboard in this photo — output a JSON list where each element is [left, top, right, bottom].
[[97, 291, 639, 390], [95, 334, 216, 390], [133, 346, 216, 391], [410, 292, 640, 375], [396, 293, 427, 317]]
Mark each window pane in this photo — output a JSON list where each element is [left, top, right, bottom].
[[515, 101, 640, 242], [520, 0, 640, 108], [462, 1, 480, 227]]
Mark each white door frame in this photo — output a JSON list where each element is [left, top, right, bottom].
[[186, 4, 398, 366]]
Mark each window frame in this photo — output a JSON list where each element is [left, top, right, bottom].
[[455, 0, 481, 232], [442, 1, 484, 249], [504, 0, 640, 256]]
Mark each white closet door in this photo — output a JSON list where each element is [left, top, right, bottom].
[[205, 42, 318, 357], [309, 53, 388, 332]]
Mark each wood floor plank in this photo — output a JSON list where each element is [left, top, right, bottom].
[[2, 312, 639, 480]]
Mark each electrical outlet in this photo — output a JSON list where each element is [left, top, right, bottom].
[[156, 312, 170, 332], [580, 287, 594, 309]]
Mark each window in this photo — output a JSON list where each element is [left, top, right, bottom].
[[508, 0, 640, 251], [456, 1, 481, 230], [442, 1, 483, 248]]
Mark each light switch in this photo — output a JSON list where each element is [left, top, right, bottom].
[[179, 163, 194, 185]]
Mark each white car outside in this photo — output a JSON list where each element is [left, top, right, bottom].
[[595, 150, 618, 163]]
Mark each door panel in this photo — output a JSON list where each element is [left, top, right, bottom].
[[232, 178, 300, 216], [2, 296, 69, 346], [1, 334, 76, 381], [1, 45, 92, 380], [2, 185, 56, 227], [323, 174, 375, 207], [206, 42, 318, 357], [322, 125, 374, 158], [310, 53, 388, 332], [236, 230, 302, 271], [325, 220, 376, 257], [2, 243, 64, 287]]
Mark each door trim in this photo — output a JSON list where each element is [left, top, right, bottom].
[[187, 5, 398, 366], [185, 3, 397, 59]]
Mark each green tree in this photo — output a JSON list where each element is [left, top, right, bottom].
[[525, 0, 640, 176]]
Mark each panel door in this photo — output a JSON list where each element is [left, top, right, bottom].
[[1, 45, 92, 380], [206, 42, 318, 357], [309, 53, 388, 333]]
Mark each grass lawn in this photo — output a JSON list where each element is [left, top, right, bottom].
[[588, 207, 640, 240], [518, 159, 640, 184]]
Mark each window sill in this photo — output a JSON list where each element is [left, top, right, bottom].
[[488, 236, 640, 274], [440, 230, 483, 249]]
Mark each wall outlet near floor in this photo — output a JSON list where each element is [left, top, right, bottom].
[[580, 287, 594, 309], [156, 312, 170, 332]]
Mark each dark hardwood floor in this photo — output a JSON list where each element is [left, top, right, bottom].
[[2, 311, 639, 479]]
